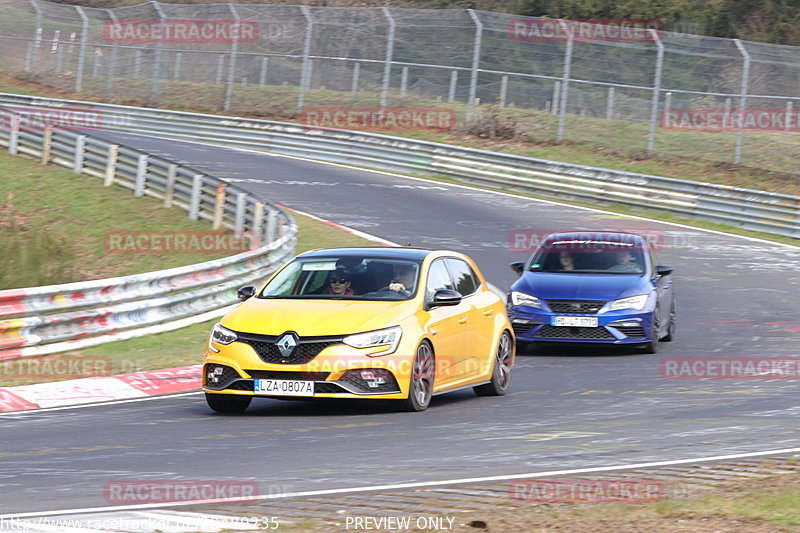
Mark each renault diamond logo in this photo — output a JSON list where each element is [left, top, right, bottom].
[[276, 333, 298, 358]]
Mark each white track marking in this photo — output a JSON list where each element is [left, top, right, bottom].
[[0, 392, 202, 417], [2, 447, 799, 519]]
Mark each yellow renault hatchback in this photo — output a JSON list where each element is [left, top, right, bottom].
[[203, 247, 514, 413]]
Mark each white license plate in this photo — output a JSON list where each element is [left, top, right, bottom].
[[552, 316, 598, 327], [254, 379, 314, 397]]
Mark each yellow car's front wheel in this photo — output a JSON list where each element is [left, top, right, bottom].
[[206, 392, 252, 414], [474, 330, 513, 397], [397, 340, 434, 412]]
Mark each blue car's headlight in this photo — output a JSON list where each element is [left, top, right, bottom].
[[603, 294, 649, 312], [510, 291, 543, 308]]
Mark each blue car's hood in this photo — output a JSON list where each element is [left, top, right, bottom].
[[511, 272, 652, 301]]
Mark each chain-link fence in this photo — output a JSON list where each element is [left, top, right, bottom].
[[1, 0, 799, 176]]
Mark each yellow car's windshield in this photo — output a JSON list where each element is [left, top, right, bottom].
[[259, 256, 422, 301]]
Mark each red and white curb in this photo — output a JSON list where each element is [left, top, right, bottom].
[[0, 365, 201, 412]]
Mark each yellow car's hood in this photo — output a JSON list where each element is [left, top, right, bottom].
[[221, 297, 417, 337]]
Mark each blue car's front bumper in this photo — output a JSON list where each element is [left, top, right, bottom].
[[508, 305, 655, 344]]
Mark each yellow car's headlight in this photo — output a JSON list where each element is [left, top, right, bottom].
[[343, 326, 402, 357], [208, 323, 237, 352]]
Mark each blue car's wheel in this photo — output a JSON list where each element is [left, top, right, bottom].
[[662, 300, 676, 342], [641, 309, 661, 354]]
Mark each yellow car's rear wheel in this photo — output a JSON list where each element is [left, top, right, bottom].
[[397, 340, 434, 412]]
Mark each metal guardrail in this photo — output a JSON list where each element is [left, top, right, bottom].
[[0, 105, 297, 360], [1, 92, 797, 239]]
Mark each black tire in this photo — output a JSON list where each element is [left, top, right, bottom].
[[205, 392, 252, 414], [474, 330, 513, 397], [640, 309, 661, 354], [662, 300, 676, 342], [397, 341, 434, 412]]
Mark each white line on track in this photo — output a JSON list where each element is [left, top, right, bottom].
[[0, 392, 202, 417], [2, 447, 799, 519]]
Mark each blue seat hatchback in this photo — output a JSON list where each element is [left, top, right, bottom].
[[507, 231, 675, 353]]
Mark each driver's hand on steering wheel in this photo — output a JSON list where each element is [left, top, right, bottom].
[[389, 282, 407, 292]]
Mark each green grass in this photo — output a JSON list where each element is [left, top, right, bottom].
[[0, 150, 234, 290]]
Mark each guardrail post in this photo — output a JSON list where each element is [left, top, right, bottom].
[[41, 125, 53, 164], [448, 70, 457, 103], [252, 201, 265, 237], [28, 0, 42, 80], [8, 114, 19, 155], [213, 183, 227, 229], [150, 0, 166, 103], [556, 20, 574, 143], [733, 39, 751, 165], [380, 7, 395, 109], [234, 192, 247, 233], [297, 6, 314, 112], [266, 208, 278, 244], [350, 62, 359, 94], [259, 57, 268, 86], [466, 9, 483, 123], [134, 154, 148, 196], [73, 135, 86, 173], [103, 144, 118, 185], [646, 28, 664, 154], [189, 174, 203, 220], [163, 163, 176, 207], [223, 4, 241, 112]]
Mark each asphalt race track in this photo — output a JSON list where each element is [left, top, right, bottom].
[[2, 132, 799, 515]]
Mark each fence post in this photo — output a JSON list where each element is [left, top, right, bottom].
[[380, 7, 395, 109], [448, 70, 457, 103], [215, 55, 224, 85], [466, 9, 483, 123], [400, 66, 408, 97], [173, 53, 182, 81], [556, 20, 574, 143], [785, 101, 793, 137], [163, 163, 176, 207], [134, 154, 148, 196], [73, 135, 86, 173], [103, 144, 118, 185], [223, 4, 241, 111], [133, 49, 142, 78], [499, 75, 508, 108], [150, 0, 166, 103], [54, 30, 63, 75], [234, 191, 247, 233], [664, 91, 672, 117], [73, 6, 88, 92], [41, 125, 53, 164], [552, 80, 560, 116], [733, 39, 750, 165], [605, 87, 615, 120], [106, 9, 118, 98], [213, 183, 227, 229], [646, 28, 664, 154], [259, 57, 268, 86], [28, 0, 42, 80], [189, 174, 203, 220], [351, 62, 360, 94], [297, 6, 314, 112], [8, 114, 19, 155]]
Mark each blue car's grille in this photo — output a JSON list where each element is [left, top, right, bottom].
[[512, 323, 535, 336], [546, 300, 605, 314], [536, 325, 615, 339], [614, 325, 646, 337]]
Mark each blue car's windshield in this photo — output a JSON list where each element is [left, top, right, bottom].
[[530, 242, 646, 275], [259, 256, 422, 301]]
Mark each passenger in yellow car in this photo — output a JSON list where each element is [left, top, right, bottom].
[[327, 271, 354, 296]]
